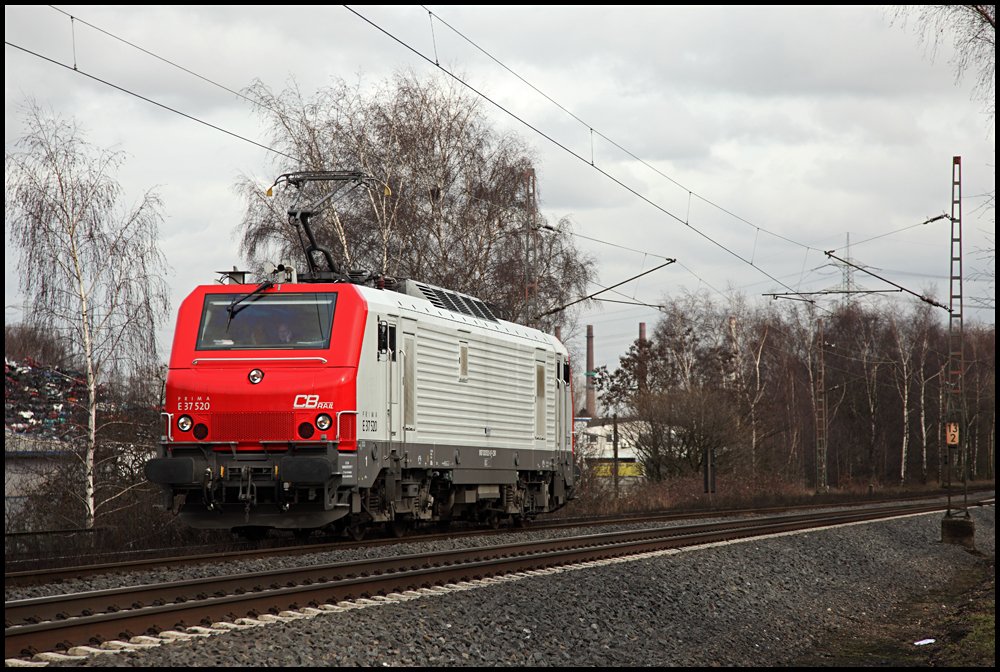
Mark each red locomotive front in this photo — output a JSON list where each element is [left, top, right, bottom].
[[146, 281, 367, 533]]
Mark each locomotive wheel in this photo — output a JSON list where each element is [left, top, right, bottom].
[[347, 523, 367, 542], [293, 528, 313, 541], [389, 518, 409, 538]]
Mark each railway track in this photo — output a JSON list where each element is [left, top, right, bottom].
[[5, 489, 982, 587], [6, 498, 989, 662]]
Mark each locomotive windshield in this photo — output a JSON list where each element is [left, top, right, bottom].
[[196, 292, 337, 350]]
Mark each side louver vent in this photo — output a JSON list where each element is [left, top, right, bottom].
[[414, 282, 499, 322]]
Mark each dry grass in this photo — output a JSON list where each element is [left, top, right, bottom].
[[559, 472, 995, 518]]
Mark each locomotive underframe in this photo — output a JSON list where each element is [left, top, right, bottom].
[[148, 438, 573, 533]]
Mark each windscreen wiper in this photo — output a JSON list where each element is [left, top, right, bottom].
[[226, 280, 274, 331]]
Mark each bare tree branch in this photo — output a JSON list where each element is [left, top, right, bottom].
[[888, 5, 996, 120]]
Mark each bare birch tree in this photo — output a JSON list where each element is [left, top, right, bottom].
[[888, 305, 916, 485], [725, 296, 773, 476], [5, 101, 171, 530]]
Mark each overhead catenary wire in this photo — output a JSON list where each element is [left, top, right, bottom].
[[536, 259, 676, 319], [407, 6, 989, 319], [11, 7, 685, 312], [4, 41, 300, 164], [343, 6, 816, 303], [824, 250, 951, 312], [7, 6, 977, 326], [7, 33, 677, 318], [29, 6, 948, 309], [418, 5, 824, 256]]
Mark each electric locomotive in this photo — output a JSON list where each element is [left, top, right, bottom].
[[144, 171, 577, 538]]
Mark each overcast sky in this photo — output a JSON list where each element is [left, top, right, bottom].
[[5, 5, 995, 372]]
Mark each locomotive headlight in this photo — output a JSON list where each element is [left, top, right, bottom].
[[177, 415, 193, 432], [316, 413, 333, 431], [248, 368, 265, 384]]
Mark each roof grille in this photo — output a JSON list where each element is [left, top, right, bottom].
[[413, 282, 499, 322]]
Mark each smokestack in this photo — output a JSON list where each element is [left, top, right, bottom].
[[639, 322, 646, 343], [586, 325, 596, 417], [554, 326, 561, 342]]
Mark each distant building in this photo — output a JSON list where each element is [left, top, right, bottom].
[[575, 418, 645, 482]]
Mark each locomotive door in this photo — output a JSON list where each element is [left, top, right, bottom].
[[534, 351, 548, 451], [400, 321, 417, 444], [556, 357, 567, 457], [384, 316, 401, 441], [386, 317, 418, 447]]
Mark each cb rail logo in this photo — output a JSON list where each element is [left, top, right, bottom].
[[293, 394, 334, 409]]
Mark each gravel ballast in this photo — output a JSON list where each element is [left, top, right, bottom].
[[13, 504, 995, 667]]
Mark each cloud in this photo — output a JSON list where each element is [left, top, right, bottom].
[[5, 5, 994, 372]]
